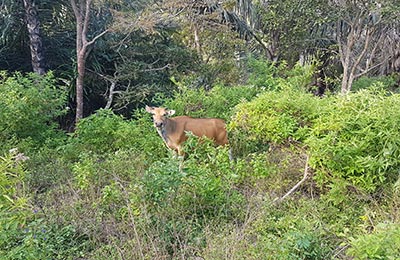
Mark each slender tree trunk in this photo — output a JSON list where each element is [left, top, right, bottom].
[[395, 50, 400, 73], [267, 31, 279, 62], [193, 23, 202, 58], [341, 64, 349, 94], [70, 0, 108, 124], [76, 52, 86, 122], [23, 0, 46, 75]]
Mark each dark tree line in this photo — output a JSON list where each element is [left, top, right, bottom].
[[1, 0, 399, 125]]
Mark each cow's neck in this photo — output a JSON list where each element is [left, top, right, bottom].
[[156, 118, 175, 144]]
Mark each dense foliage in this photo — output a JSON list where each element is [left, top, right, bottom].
[[2, 0, 399, 119], [1, 64, 400, 259], [1, 0, 400, 258], [0, 72, 67, 151]]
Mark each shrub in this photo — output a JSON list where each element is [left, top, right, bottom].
[[25, 146, 72, 193], [1, 218, 91, 260], [1, 148, 93, 259], [230, 89, 322, 156], [143, 137, 243, 221], [232, 86, 400, 192], [307, 89, 400, 192], [202, 200, 333, 260], [230, 59, 319, 155], [246, 57, 286, 90], [0, 148, 31, 231], [36, 148, 149, 257], [157, 83, 261, 120], [67, 109, 165, 158], [139, 138, 244, 257], [70, 109, 130, 154], [352, 75, 398, 92], [0, 71, 67, 151], [246, 58, 316, 92], [347, 223, 400, 259]]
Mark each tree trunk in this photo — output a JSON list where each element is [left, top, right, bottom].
[[23, 0, 46, 75], [341, 63, 350, 94], [193, 23, 201, 58], [342, 73, 355, 95], [71, 0, 85, 122], [76, 52, 86, 122], [71, 0, 108, 124]]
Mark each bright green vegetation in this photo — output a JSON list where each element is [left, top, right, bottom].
[[1, 66, 400, 259]]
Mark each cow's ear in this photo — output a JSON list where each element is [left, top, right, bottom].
[[145, 105, 153, 113], [167, 109, 176, 116]]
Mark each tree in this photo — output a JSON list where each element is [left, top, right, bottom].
[[232, 0, 327, 63], [0, 1, 76, 74], [23, 0, 46, 75], [70, 0, 109, 123], [331, 0, 400, 94], [138, 0, 248, 86]]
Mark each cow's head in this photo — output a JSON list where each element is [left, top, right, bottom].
[[145, 105, 176, 128]]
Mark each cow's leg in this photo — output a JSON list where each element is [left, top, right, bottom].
[[177, 145, 184, 157]]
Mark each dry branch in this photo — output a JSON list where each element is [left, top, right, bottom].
[[274, 155, 310, 204]]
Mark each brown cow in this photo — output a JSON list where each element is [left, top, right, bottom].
[[145, 105, 229, 156]]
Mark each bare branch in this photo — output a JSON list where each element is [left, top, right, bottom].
[[86, 29, 109, 46], [104, 81, 117, 109], [355, 58, 391, 78], [141, 63, 170, 72], [70, 0, 79, 19], [274, 155, 310, 204], [82, 0, 92, 45], [87, 68, 119, 110], [337, 20, 344, 65], [349, 27, 372, 80]]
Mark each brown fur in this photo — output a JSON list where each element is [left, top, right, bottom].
[[146, 106, 228, 155]]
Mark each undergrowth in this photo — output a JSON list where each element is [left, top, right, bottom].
[[1, 68, 400, 259]]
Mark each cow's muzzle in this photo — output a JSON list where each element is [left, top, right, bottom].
[[155, 122, 164, 128]]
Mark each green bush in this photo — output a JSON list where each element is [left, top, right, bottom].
[[225, 59, 319, 156], [69, 149, 147, 198], [347, 223, 400, 259], [0, 71, 67, 151], [232, 86, 400, 192], [251, 204, 332, 259], [159, 83, 261, 120], [246, 58, 286, 90], [139, 138, 244, 257], [352, 75, 398, 92], [67, 109, 165, 158], [70, 109, 131, 154], [1, 218, 91, 260], [25, 146, 72, 193], [1, 148, 93, 259], [0, 149, 31, 242], [307, 89, 400, 192], [246, 58, 316, 92], [230, 89, 322, 156], [202, 200, 334, 260], [36, 149, 149, 257], [284, 62, 318, 91], [143, 137, 242, 220]]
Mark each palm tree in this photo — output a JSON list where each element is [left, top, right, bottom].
[[23, 0, 46, 75]]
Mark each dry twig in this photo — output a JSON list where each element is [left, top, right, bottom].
[[273, 155, 310, 204]]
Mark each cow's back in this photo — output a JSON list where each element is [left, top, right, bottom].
[[171, 116, 228, 145]]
